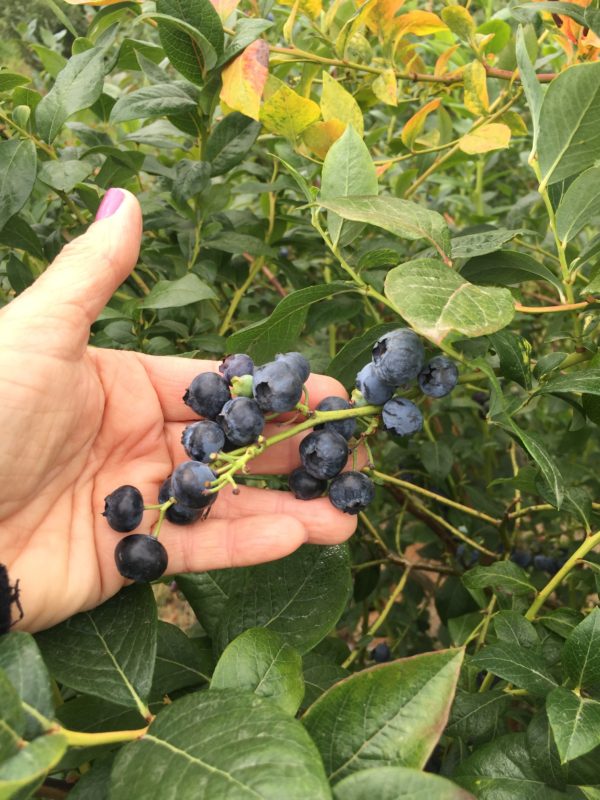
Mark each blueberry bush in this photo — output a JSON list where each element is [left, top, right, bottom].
[[1, 0, 600, 797]]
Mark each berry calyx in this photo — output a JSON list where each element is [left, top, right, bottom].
[[114, 534, 168, 582], [103, 485, 144, 533]]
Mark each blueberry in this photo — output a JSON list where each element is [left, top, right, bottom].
[[275, 352, 310, 384], [253, 360, 304, 413], [183, 372, 231, 419], [511, 550, 532, 568], [315, 396, 356, 440], [418, 356, 459, 398], [372, 642, 391, 663], [354, 362, 394, 405], [372, 329, 425, 386], [288, 467, 327, 500], [171, 461, 217, 509], [533, 554, 560, 574], [328, 471, 375, 514], [114, 534, 168, 582], [103, 485, 144, 533], [219, 353, 254, 384], [382, 397, 423, 437], [299, 429, 349, 480], [217, 397, 265, 446], [159, 478, 201, 525], [181, 420, 225, 462]]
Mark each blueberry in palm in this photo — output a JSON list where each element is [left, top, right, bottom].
[[382, 397, 423, 437], [253, 360, 303, 413], [418, 356, 459, 398], [354, 363, 394, 406], [288, 467, 327, 500], [114, 534, 168, 582], [275, 351, 310, 384], [171, 461, 217, 509], [103, 485, 144, 532], [315, 396, 356, 440], [299, 430, 349, 480], [372, 329, 424, 386], [181, 420, 226, 462], [217, 397, 264, 446], [328, 471, 375, 514], [183, 372, 231, 419], [159, 478, 201, 525], [219, 353, 254, 384]]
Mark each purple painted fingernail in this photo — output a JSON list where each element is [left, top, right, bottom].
[[95, 188, 125, 221]]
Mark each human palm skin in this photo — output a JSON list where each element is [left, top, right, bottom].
[[0, 192, 355, 632]]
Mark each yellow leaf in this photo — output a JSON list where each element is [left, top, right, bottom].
[[279, 0, 322, 20], [434, 43, 460, 77], [260, 80, 321, 141], [463, 61, 488, 115], [501, 110, 528, 136], [441, 6, 476, 42], [301, 119, 345, 158], [372, 68, 397, 106], [209, 0, 240, 22], [220, 39, 269, 121], [393, 10, 447, 41], [459, 122, 511, 154], [401, 98, 441, 149], [365, 0, 405, 38], [321, 72, 364, 137]]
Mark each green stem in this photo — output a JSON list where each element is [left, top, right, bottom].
[[152, 498, 176, 539], [60, 725, 148, 747], [219, 257, 264, 336]]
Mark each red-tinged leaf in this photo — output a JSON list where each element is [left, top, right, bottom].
[[220, 39, 269, 121], [401, 98, 441, 149]]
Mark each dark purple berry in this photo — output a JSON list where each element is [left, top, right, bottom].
[[328, 471, 375, 514], [275, 351, 310, 384], [217, 397, 265, 446], [372, 329, 424, 386], [288, 467, 327, 500], [183, 372, 231, 419], [372, 642, 391, 663], [315, 396, 356, 440], [219, 354, 254, 384], [253, 361, 304, 413], [103, 485, 144, 533], [114, 534, 168, 582], [159, 478, 201, 525], [181, 420, 226, 462], [355, 363, 394, 405], [299, 430, 349, 480], [382, 397, 423, 437], [171, 461, 217, 509], [418, 356, 459, 398]]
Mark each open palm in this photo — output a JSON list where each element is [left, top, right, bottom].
[[0, 191, 355, 632]]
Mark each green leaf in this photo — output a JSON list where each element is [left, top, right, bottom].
[[547, 688, 600, 763], [0, 669, 24, 762], [318, 196, 450, 264], [56, 695, 147, 734], [471, 643, 558, 696], [301, 652, 348, 711], [0, 140, 37, 234], [151, 622, 213, 699], [461, 249, 563, 293], [176, 570, 237, 639], [326, 322, 399, 388], [454, 733, 567, 799], [214, 544, 352, 655], [205, 112, 261, 176], [463, 561, 536, 596], [447, 689, 509, 745], [303, 649, 464, 783], [385, 258, 515, 344], [211, 628, 305, 715], [36, 47, 109, 143], [493, 611, 539, 648], [540, 608, 584, 640], [420, 440, 453, 482], [333, 767, 473, 800], [320, 125, 378, 247], [538, 62, 600, 188], [0, 734, 68, 800], [517, 2, 587, 25], [562, 608, 600, 692], [6, 254, 33, 295], [226, 283, 355, 362], [110, 82, 198, 123], [172, 159, 211, 204], [537, 369, 600, 398], [110, 691, 331, 799], [140, 273, 217, 309], [155, 0, 224, 84], [516, 24, 544, 157], [0, 633, 54, 738], [38, 159, 94, 192], [0, 215, 43, 259], [488, 330, 532, 389], [36, 585, 157, 712], [205, 232, 275, 257], [555, 167, 600, 244], [450, 229, 522, 259], [67, 755, 114, 800]]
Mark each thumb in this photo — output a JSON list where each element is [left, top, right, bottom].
[[0, 188, 142, 352]]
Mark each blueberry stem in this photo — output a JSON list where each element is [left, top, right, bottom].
[[151, 498, 176, 539]]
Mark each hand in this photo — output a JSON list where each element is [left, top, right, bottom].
[[0, 190, 356, 632]]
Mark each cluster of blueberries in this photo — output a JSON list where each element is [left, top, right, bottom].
[[102, 329, 459, 583]]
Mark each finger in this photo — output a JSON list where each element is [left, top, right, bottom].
[[137, 353, 348, 422], [0, 189, 142, 356]]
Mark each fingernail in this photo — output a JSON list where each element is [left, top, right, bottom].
[[95, 188, 125, 221]]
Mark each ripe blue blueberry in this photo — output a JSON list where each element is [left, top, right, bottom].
[[533, 554, 560, 574], [275, 352, 310, 384], [181, 420, 225, 462], [418, 356, 459, 398], [354, 363, 394, 405], [372, 642, 391, 663], [159, 478, 201, 525], [315, 396, 356, 441], [288, 467, 327, 500], [511, 549, 532, 569], [219, 353, 254, 384], [253, 360, 304, 413], [382, 397, 423, 437], [171, 461, 217, 509], [217, 397, 265, 446], [183, 372, 231, 419], [372, 329, 424, 386], [328, 471, 375, 514], [114, 534, 168, 582], [299, 429, 349, 480], [103, 485, 144, 533]]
